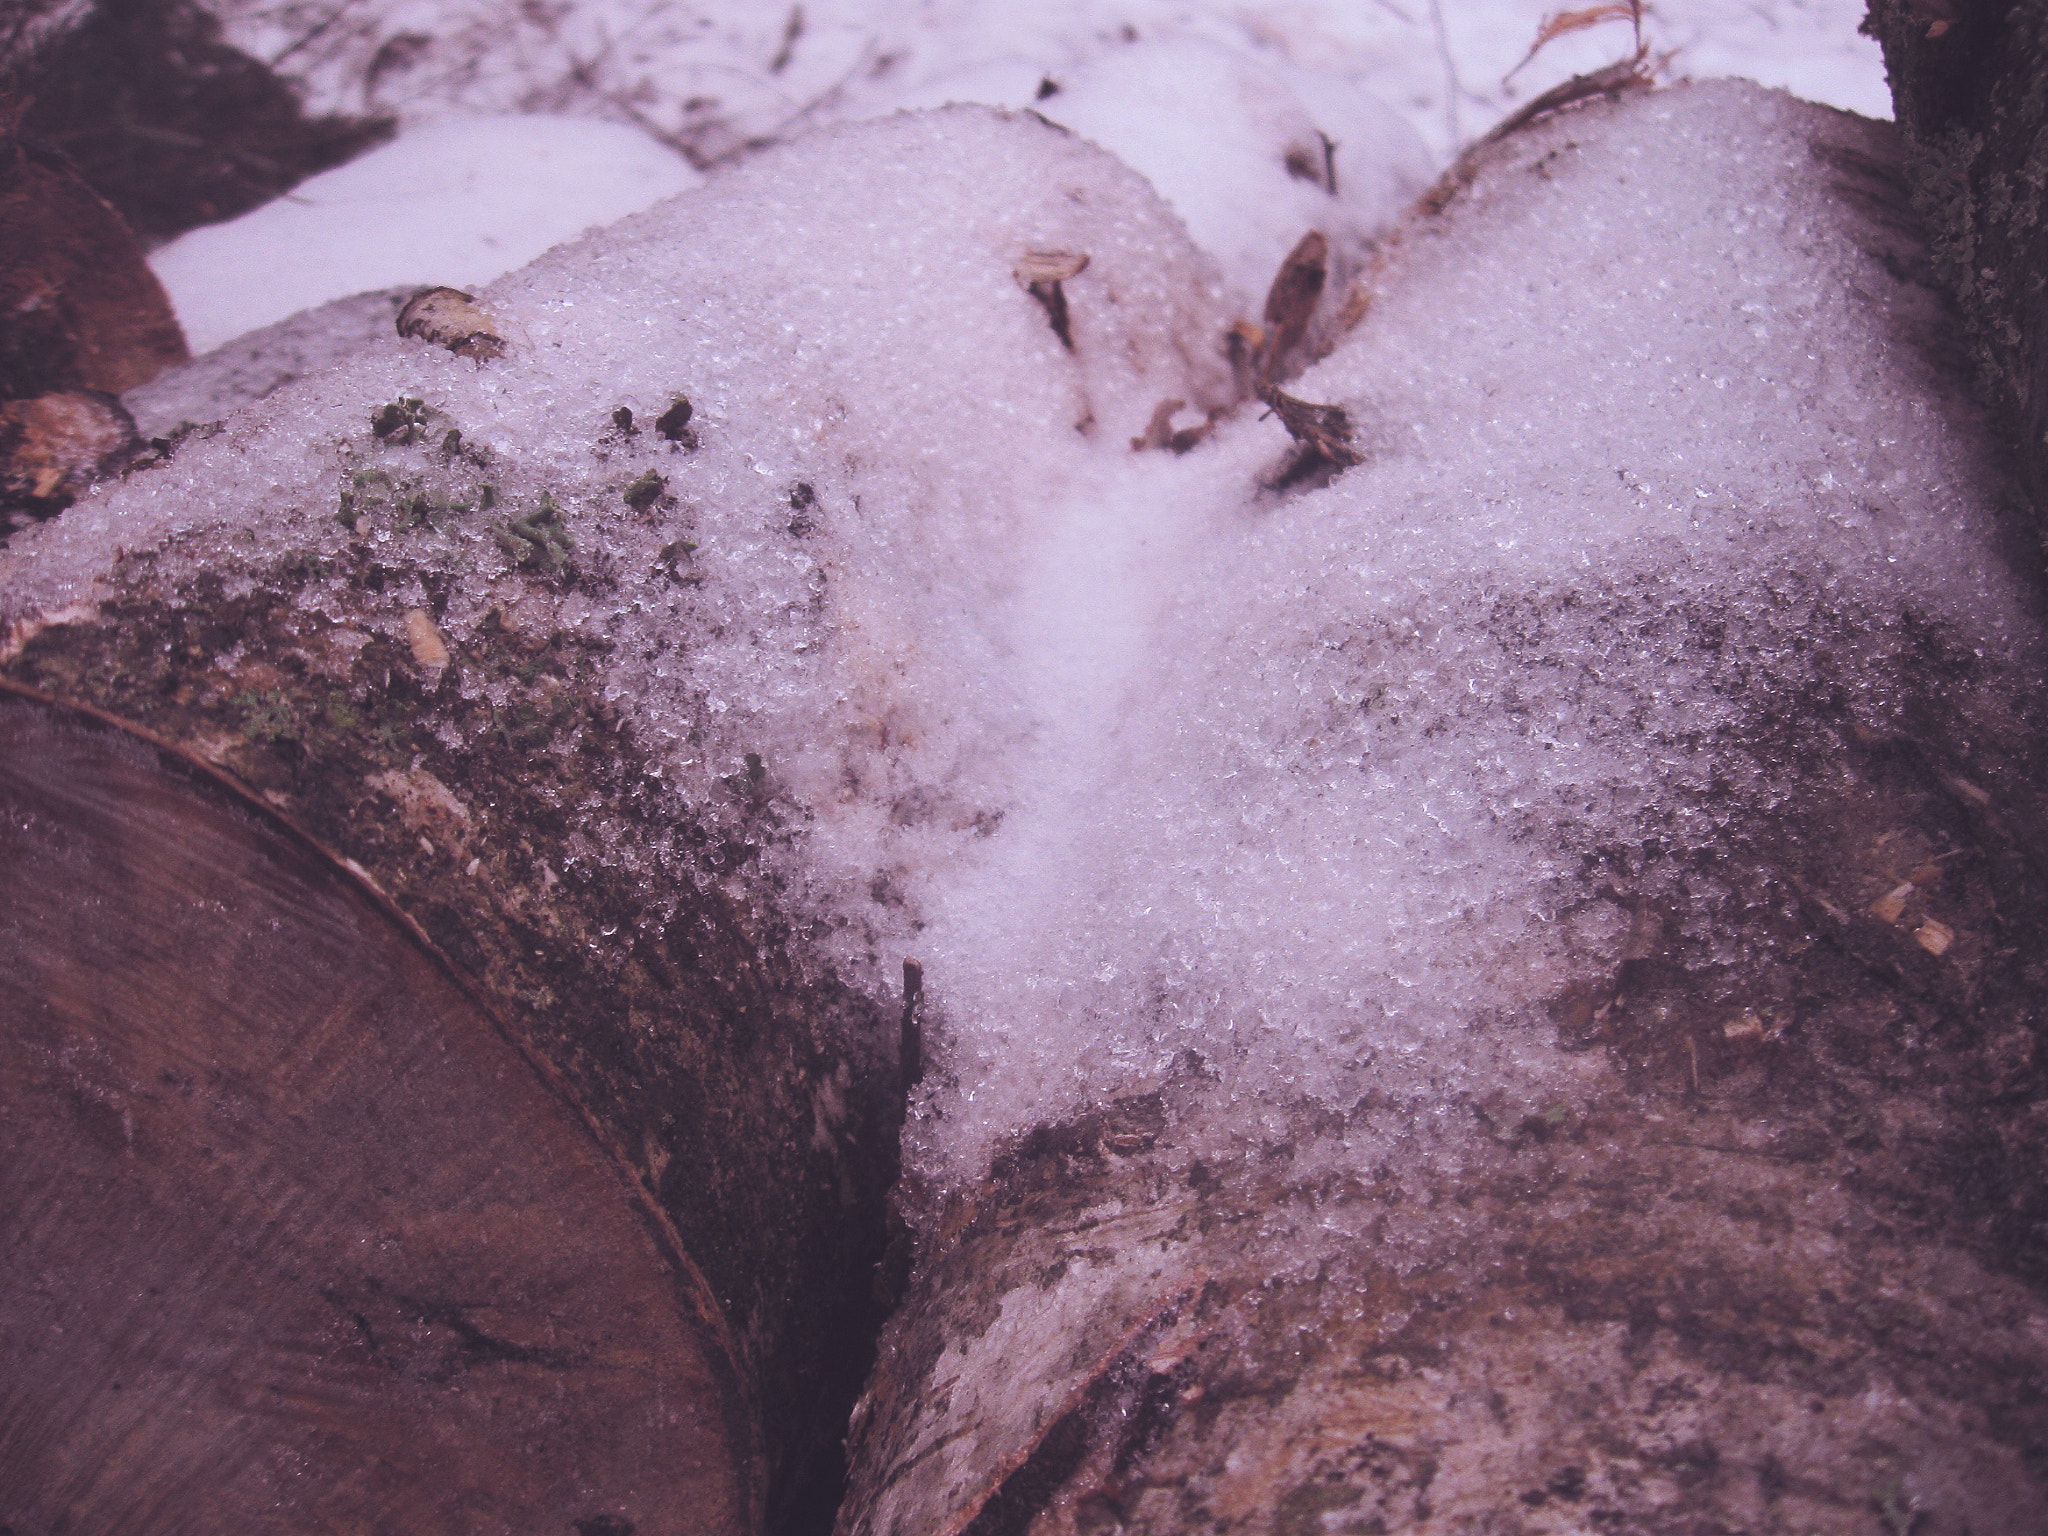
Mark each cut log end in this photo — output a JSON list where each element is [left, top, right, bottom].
[[0, 683, 759, 1534]]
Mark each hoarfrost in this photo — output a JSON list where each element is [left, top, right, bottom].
[[7, 84, 2039, 1207], [891, 34, 1434, 313]]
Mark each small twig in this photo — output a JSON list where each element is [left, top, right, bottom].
[[267, 2, 357, 71], [1419, 48, 1654, 213], [768, 5, 803, 75], [1427, 0, 1464, 148], [1506, 1, 1645, 81]]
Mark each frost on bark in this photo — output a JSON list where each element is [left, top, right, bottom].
[[837, 97, 2048, 1536], [1864, 0, 2048, 552], [0, 105, 1231, 1536]]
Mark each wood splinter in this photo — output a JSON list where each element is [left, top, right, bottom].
[[1255, 230, 1328, 384]]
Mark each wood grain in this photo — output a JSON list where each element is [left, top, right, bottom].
[[0, 684, 756, 1535]]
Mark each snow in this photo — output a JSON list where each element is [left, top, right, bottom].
[[9, 81, 2040, 1202], [889, 36, 1434, 312], [201, 0, 1891, 165], [148, 114, 702, 353], [124, 289, 412, 440], [146, 0, 1888, 360]]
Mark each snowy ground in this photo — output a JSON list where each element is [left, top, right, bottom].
[[151, 0, 1890, 353]]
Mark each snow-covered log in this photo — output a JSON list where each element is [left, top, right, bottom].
[[0, 104, 1238, 1533], [835, 86, 2048, 1535], [4, 65, 2046, 1536]]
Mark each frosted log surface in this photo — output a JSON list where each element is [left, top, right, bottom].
[[840, 84, 2048, 1535], [894, 81, 2040, 1190]]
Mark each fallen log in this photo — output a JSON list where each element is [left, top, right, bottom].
[[838, 84, 2048, 1536], [0, 104, 1236, 1532], [1862, 0, 2048, 551]]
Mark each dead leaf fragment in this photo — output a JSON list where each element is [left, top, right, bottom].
[[1257, 230, 1328, 384], [1257, 383, 1362, 473], [1131, 399, 1211, 454], [1914, 918, 1955, 957], [1869, 881, 1915, 924], [396, 287, 505, 361]]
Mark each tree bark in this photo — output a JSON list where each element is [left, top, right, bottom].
[[0, 98, 1240, 1534], [0, 515, 900, 1533], [1863, 0, 2048, 555]]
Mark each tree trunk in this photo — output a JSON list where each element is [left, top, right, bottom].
[[1863, 0, 2048, 553], [837, 91, 2048, 1536]]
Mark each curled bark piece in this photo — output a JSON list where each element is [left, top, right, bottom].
[[397, 286, 506, 361], [1255, 230, 1327, 384], [0, 389, 138, 536], [1014, 249, 1089, 285]]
